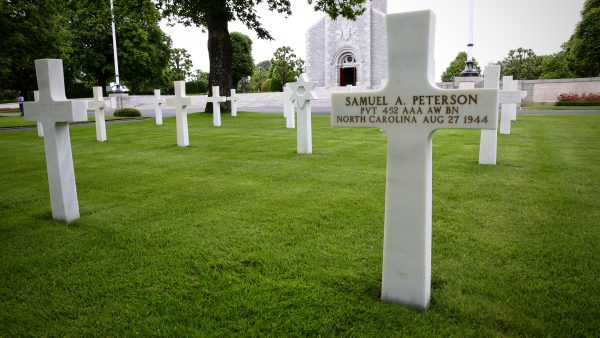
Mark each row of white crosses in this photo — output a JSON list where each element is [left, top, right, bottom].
[[478, 66, 527, 165], [34, 85, 107, 143], [159, 82, 240, 147], [154, 86, 239, 128], [24, 11, 516, 312], [23, 64, 238, 223], [499, 76, 525, 135]]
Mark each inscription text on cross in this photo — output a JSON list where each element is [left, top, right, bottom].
[[331, 11, 499, 310]]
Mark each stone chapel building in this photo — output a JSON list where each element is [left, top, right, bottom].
[[305, 0, 388, 88]]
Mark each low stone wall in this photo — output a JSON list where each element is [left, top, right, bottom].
[[521, 78, 600, 104], [437, 78, 600, 104], [103, 78, 600, 110]]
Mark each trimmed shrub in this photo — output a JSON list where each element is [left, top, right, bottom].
[[270, 77, 283, 92], [114, 108, 141, 117], [556, 92, 600, 106], [0, 89, 19, 100], [186, 79, 208, 94], [556, 101, 600, 106], [261, 79, 272, 92]]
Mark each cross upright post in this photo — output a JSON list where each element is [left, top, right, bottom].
[[89, 86, 107, 142], [207, 86, 226, 127], [290, 74, 317, 154], [282, 84, 295, 129], [33, 90, 44, 137], [227, 89, 238, 117], [499, 76, 526, 134], [478, 65, 501, 165], [166, 81, 192, 147], [154, 89, 165, 125], [24, 59, 88, 222], [331, 11, 498, 310]]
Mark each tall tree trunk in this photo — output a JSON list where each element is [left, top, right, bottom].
[[206, 3, 232, 114]]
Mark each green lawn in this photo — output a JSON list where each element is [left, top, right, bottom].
[[1, 113, 599, 336], [0, 114, 146, 128], [523, 104, 600, 110]]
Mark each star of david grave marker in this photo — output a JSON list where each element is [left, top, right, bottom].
[[207, 86, 226, 127], [290, 74, 317, 154], [331, 11, 499, 310], [89, 86, 107, 142], [166, 81, 192, 147], [227, 89, 238, 117], [24, 59, 88, 222]]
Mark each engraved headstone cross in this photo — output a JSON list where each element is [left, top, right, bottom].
[[331, 11, 499, 310]]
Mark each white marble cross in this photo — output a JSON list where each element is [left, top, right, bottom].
[[24, 59, 88, 222], [88, 86, 107, 142], [290, 74, 318, 154], [331, 11, 498, 310], [33, 90, 44, 137], [227, 89, 239, 117], [282, 83, 295, 129], [478, 65, 501, 165], [207, 86, 226, 127], [154, 89, 165, 125], [166, 81, 192, 147], [499, 76, 526, 134]]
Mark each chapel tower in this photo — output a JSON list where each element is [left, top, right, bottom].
[[305, 0, 388, 88]]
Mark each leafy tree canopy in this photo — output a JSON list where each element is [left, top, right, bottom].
[[440, 52, 481, 82], [169, 48, 194, 80], [249, 65, 269, 93], [67, 0, 171, 95], [159, 0, 367, 40], [564, 0, 600, 77], [257, 60, 271, 70], [230, 32, 254, 90], [500, 47, 542, 80], [540, 51, 575, 79], [0, 0, 71, 97], [268, 46, 304, 92], [158, 0, 367, 112]]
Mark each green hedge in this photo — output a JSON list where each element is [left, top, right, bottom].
[[556, 101, 600, 106], [114, 108, 141, 117]]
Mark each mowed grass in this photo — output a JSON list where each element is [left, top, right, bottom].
[[523, 104, 600, 110], [0, 114, 146, 128], [0, 112, 599, 336]]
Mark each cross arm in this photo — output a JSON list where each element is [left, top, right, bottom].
[[24, 100, 88, 123], [332, 86, 498, 132], [166, 96, 192, 107], [499, 90, 526, 104]]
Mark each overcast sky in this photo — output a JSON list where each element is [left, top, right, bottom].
[[159, 0, 585, 82]]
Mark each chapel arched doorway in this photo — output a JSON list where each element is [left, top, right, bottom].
[[337, 53, 358, 86]]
